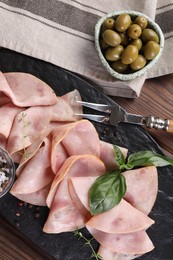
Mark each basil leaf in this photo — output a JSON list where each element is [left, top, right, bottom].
[[89, 171, 126, 215], [125, 150, 173, 169], [113, 145, 126, 168]]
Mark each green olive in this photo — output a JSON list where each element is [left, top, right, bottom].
[[115, 13, 132, 32], [102, 29, 121, 47], [100, 39, 109, 50], [111, 60, 129, 73], [134, 16, 148, 29], [121, 45, 138, 64], [141, 28, 159, 43], [105, 45, 124, 61], [102, 18, 115, 30], [119, 32, 130, 46], [127, 24, 142, 39], [130, 54, 147, 70], [143, 41, 160, 60], [130, 38, 143, 50]]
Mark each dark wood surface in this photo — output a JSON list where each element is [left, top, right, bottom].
[[0, 72, 173, 258]]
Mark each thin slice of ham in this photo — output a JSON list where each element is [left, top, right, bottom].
[[51, 120, 100, 174], [51, 89, 82, 122], [44, 155, 105, 233], [2, 72, 58, 107], [46, 155, 106, 208], [100, 141, 128, 171], [86, 199, 154, 234], [11, 184, 51, 206], [0, 103, 24, 139], [123, 166, 158, 215], [86, 226, 154, 255], [98, 245, 141, 260], [7, 105, 52, 155], [10, 136, 54, 195]]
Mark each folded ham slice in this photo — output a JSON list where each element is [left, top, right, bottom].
[[7, 105, 53, 155], [46, 155, 106, 208], [2, 72, 58, 107], [10, 136, 54, 195], [87, 226, 154, 255], [51, 120, 100, 174], [100, 141, 128, 171], [43, 155, 106, 233], [98, 245, 141, 260], [123, 166, 158, 215], [12, 184, 51, 206], [51, 89, 82, 122], [86, 199, 154, 234]]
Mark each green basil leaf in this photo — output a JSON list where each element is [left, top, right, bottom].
[[113, 145, 126, 168], [125, 150, 173, 169], [89, 171, 126, 215]]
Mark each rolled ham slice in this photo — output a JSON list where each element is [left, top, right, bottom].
[[86, 226, 154, 255], [3, 72, 58, 107]]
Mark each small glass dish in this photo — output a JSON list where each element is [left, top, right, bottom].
[[0, 147, 15, 198]]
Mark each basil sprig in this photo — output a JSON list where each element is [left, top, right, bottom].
[[89, 145, 173, 215]]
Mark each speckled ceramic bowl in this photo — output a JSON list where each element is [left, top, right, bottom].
[[95, 10, 164, 81], [0, 147, 15, 198]]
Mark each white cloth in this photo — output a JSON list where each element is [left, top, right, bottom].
[[0, 0, 173, 97]]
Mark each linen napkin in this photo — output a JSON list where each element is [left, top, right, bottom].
[[0, 0, 172, 98]]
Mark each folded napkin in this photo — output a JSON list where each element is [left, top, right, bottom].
[[0, 0, 172, 97]]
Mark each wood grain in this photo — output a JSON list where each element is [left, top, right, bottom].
[[112, 73, 173, 156]]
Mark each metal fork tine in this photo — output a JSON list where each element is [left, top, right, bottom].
[[75, 113, 109, 124], [76, 100, 112, 113]]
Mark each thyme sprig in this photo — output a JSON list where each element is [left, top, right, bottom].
[[74, 229, 103, 260]]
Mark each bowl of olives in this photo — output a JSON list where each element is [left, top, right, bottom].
[[95, 10, 164, 81]]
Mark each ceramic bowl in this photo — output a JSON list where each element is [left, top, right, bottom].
[[0, 147, 15, 198], [95, 10, 164, 81]]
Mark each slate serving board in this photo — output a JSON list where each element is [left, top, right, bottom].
[[0, 50, 173, 260]]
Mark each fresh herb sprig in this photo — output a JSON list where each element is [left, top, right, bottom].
[[89, 145, 173, 215], [74, 229, 103, 259]]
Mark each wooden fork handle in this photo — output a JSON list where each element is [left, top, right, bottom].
[[145, 116, 173, 132]]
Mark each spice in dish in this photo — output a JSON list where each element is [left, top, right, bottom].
[[0, 155, 10, 193]]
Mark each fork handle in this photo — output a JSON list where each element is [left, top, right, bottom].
[[145, 116, 173, 132]]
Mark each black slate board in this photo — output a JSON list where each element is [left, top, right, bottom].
[[0, 50, 173, 260]]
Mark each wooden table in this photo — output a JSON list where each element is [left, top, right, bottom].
[[0, 72, 173, 259]]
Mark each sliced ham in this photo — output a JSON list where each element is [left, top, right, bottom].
[[51, 120, 100, 174], [46, 155, 106, 208], [11, 184, 51, 206], [86, 199, 154, 234], [86, 226, 154, 255], [3, 72, 58, 107], [123, 166, 158, 215], [7, 105, 52, 155], [100, 141, 128, 171], [0, 103, 23, 139], [51, 89, 82, 122], [43, 177, 86, 233], [43, 155, 106, 233], [10, 136, 54, 195], [98, 245, 141, 260]]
